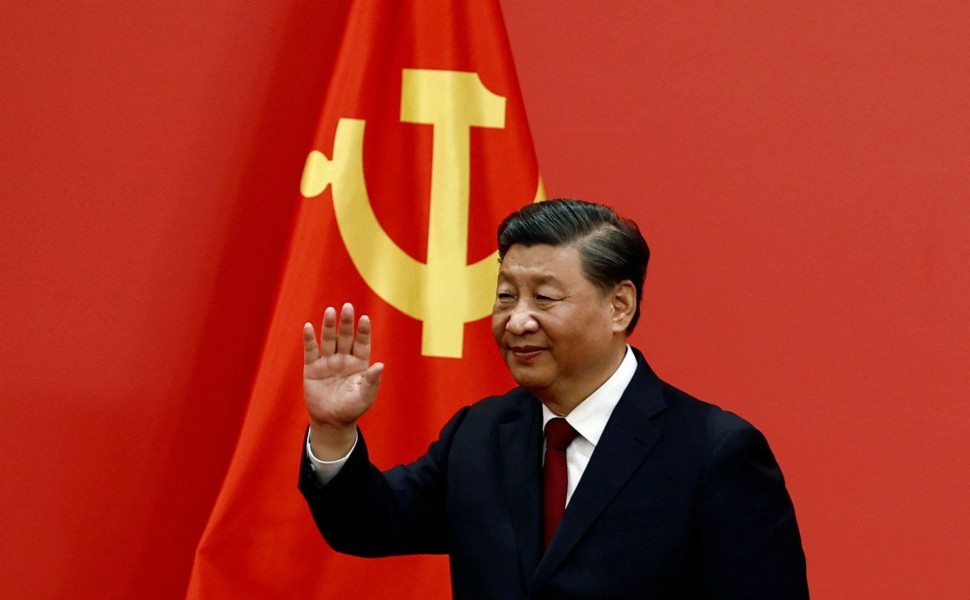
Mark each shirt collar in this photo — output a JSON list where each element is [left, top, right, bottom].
[[541, 345, 637, 447]]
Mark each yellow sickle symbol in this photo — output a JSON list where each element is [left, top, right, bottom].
[[301, 69, 541, 358]]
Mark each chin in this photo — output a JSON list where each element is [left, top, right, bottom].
[[505, 364, 551, 392]]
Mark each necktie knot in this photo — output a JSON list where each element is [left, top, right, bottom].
[[545, 418, 578, 451]]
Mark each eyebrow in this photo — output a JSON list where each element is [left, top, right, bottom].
[[497, 271, 561, 286]]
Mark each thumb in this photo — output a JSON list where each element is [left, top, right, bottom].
[[364, 362, 384, 386]]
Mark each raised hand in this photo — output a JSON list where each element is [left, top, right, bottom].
[[303, 303, 383, 459]]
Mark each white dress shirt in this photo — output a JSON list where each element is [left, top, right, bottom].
[[540, 345, 637, 505]]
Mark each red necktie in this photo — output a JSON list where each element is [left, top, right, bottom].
[[543, 417, 579, 548]]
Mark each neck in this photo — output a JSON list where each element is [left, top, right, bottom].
[[537, 343, 627, 416]]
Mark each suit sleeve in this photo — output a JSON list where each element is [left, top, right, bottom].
[[694, 414, 810, 599], [298, 406, 470, 558]]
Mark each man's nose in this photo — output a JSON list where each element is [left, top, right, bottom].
[[506, 304, 539, 335]]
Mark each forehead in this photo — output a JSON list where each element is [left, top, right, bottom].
[[497, 243, 585, 283]]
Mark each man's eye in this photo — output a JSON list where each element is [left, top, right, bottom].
[[536, 295, 558, 302]]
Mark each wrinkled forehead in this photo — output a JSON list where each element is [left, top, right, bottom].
[[496, 243, 586, 285]]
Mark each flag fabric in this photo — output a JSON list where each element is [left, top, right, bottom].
[[186, 0, 541, 598]]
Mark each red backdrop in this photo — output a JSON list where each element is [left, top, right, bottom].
[[1, 1, 967, 598]]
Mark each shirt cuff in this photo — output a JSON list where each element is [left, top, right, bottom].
[[306, 429, 358, 485]]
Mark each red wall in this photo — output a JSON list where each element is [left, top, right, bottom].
[[1, 1, 349, 597], [1, 1, 967, 598]]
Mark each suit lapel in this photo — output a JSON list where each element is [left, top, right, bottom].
[[532, 355, 667, 587], [498, 396, 544, 581]]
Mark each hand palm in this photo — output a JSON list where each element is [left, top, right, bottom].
[[304, 353, 375, 426], [303, 304, 383, 430]]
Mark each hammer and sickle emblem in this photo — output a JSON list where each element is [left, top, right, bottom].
[[301, 69, 535, 358]]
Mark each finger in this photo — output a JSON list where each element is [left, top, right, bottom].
[[335, 302, 355, 354], [363, 362, 384, 387], [302, 322, 320, 365], [353, 314, 372, 361], [320, 306, 338, 356]]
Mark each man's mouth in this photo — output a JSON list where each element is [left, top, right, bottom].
[[510, 345, 544, 359]]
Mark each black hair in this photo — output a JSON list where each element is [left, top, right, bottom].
[[497, 198, 650, 332]]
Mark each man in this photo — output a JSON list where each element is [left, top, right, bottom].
[[299, 199, 809, 599]]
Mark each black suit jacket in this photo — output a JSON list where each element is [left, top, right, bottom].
[[299, 350, 808, 599]]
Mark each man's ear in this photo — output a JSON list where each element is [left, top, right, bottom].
[[610, 281, 637, 332]]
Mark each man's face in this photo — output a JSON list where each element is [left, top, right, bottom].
[[491, 243, 629, 409]]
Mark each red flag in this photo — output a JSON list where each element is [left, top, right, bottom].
[[186, 0, 541, 597]]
